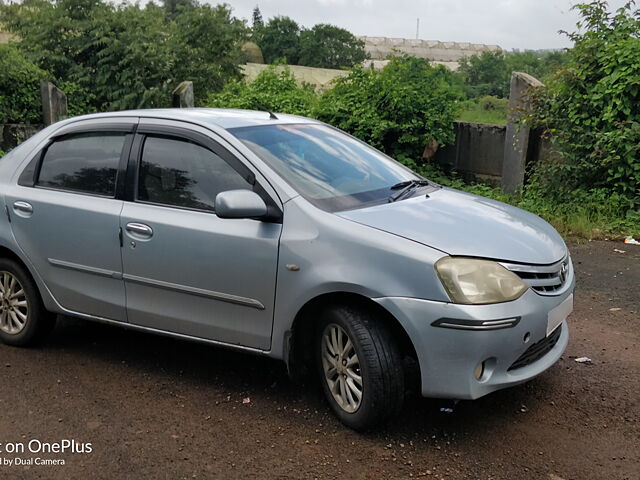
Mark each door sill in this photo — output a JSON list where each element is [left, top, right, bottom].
[[56, 307, 270, 356]]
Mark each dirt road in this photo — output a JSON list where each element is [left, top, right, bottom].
[[0, 240, 638, 479]]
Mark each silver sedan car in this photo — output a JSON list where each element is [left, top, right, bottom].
[[0, 109, 574, 430]]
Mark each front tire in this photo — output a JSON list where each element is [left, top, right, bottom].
[[0, 258, 55, 347], [317, 304, 404, 430]]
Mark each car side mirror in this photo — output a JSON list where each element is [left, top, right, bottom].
[[215, 190, 267, 219]]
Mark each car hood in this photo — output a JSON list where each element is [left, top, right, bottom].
[[337, 187, 566, 265]]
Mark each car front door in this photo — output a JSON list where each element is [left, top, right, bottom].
[[5, 119, 136, 321], [120, 121, 282, 350]]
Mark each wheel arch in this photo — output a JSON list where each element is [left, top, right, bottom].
[[286, 291, 421, 389], [0, 245, 26, 264], [0, 244, 58, 313]]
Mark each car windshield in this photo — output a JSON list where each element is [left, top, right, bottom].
[[229, 123, 420, 211]]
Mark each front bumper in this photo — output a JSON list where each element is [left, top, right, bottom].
[[374, 277, 575, 400]]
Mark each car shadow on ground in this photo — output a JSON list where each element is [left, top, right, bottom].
[[44, 315, 556, 438]]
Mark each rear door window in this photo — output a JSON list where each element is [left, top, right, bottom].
[[37, 132, 126, 196]]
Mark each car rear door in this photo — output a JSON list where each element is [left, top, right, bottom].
[[119, 119, 282, 350], [5, 118, 136, 321]]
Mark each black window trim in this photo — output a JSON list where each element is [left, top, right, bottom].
[[127, 125, 282, 222], [50, 122, 136, 139]]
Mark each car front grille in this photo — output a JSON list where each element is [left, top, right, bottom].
[[508, 325, 562, 371], [501, 255, 571, 295]]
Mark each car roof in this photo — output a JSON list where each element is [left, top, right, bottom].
[[69, 108, 318, 130]]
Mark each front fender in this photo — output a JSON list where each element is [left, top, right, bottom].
[[270, 197, 448, 360]]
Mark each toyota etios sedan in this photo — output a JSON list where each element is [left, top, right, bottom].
[[0, 109, 574, 429]]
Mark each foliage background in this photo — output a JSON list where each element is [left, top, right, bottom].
[[253, 15, 367, 69], [523, 1, 639, 217], [1, 0, 638, 237], [207, 66, 317, 117], [208, 57, 463, 165], [0, 44, 49, 123], [0, 0, 247, 112], [313, 56, 463, 163]]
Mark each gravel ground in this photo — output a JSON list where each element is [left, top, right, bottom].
[[0, 240, 638, 480]]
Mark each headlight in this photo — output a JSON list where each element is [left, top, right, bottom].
[[435, 257, 528, 305]]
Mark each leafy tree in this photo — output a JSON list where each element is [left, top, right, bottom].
[[539, 51, 569, 76], [298, 24, 367, 69], [527, 1, 640, 206], [0, 0, 246, 111], [163, 0, 196, 19], [0, 0, 108, 88], [172, 4, 247, 104], [254, 16, 301, 64], [505, 50, 568, 84], [0, 44, 49, 123], [458, 51, 508, 97], [459, 49, 568, 98], [207, 65, 318, 117], [252, 5, 263, 28], [314, 56, 463, 162], [87, 3, 178, 110]]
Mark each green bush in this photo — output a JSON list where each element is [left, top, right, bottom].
[[207, 65, 318, 117], [59, 81, 96, 117], [0, 44, 49, 123], [526, 1, 640, 208], [478, 95, 508, 112], [314, 56, 463, 163]]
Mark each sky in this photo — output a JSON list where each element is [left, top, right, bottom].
[[219, 0, 631, 50]]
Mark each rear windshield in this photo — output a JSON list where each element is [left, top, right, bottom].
[[230, 123, 420, 212]]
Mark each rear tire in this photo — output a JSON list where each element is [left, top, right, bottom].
[[0, 258, 55, 347], [316, 304, 404, 430]]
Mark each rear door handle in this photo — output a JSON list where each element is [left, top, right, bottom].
[[13, 201, 33, 214], [125, 222, 153, 238]]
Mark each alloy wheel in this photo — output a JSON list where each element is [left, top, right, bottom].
[[0, 271, 28, 335], [321, 323, 363, 413]]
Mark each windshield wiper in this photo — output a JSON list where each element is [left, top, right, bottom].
[[388, 179, 430, 203]]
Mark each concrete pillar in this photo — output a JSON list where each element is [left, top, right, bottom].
[[501, 72, 544, 193], [172, 81, 194, 108], [41, 81, 67, 126]]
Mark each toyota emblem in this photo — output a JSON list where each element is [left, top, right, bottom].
[[559, 262, 568, 283]]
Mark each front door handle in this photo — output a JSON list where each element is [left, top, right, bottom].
[[125, 222, 153, 238], [13, 201, 33, 215]]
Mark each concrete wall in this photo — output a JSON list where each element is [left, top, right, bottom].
[[359, 36, 501, 70], [241, 63, 349, 92], [435, 72, 546, 190], [434, 121, 506, 185], [363, 59, 460, 71], [0, 31, 14, 44], [0, 124, 43, 153]]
